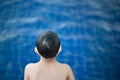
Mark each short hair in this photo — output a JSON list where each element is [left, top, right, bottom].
[[36, 31, 60, 58]]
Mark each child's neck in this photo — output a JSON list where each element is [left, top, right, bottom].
[[39, 57, 57, 64]]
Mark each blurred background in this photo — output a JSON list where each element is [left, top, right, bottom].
[[0, 0, 120, 80]]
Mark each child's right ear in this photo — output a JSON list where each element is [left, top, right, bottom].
[[57, 45, 62, 54], [34, 47, 39, 55]]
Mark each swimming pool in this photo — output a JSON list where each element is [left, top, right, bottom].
[[0, 0, 120, 80]]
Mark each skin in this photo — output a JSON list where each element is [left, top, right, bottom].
[[24, 46, 75, 80]]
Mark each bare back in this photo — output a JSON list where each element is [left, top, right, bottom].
[[24, 61, 74, 80]]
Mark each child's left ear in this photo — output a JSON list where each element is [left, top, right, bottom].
[[34, 47, 39, 54]]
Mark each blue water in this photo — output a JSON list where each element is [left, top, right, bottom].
[[0, 0, 120, 80]]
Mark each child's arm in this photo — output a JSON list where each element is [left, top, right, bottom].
[[66, 64, 75, 80], [24, 65, 30, 80]]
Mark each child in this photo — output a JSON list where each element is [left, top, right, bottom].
[[24, 31, 75, 80]]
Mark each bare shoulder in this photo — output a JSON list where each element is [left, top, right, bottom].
[[58, 63, 73, 74], [25, 63, 33, 68], [24, 63, 35, 80], [25, 63, 36, 71], [60, 63, 72, 70], [65, 64, 72, 70], [60, 64, 75, 80]]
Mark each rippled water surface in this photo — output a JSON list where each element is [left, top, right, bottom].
[[0, 0, 120, 80]]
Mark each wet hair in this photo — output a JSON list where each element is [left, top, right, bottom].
[[36, 31, 60, 58]]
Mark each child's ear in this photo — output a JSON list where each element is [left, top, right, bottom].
[[58, 45, 62, 54], [34, 47, 39, 54]]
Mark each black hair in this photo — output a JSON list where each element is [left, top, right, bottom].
[[36, 31, 60, 58]]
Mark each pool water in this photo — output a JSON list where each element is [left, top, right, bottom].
[[0, 0, 120, 80]]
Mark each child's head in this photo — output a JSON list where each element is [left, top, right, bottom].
[[36, 31, 61, 58]]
